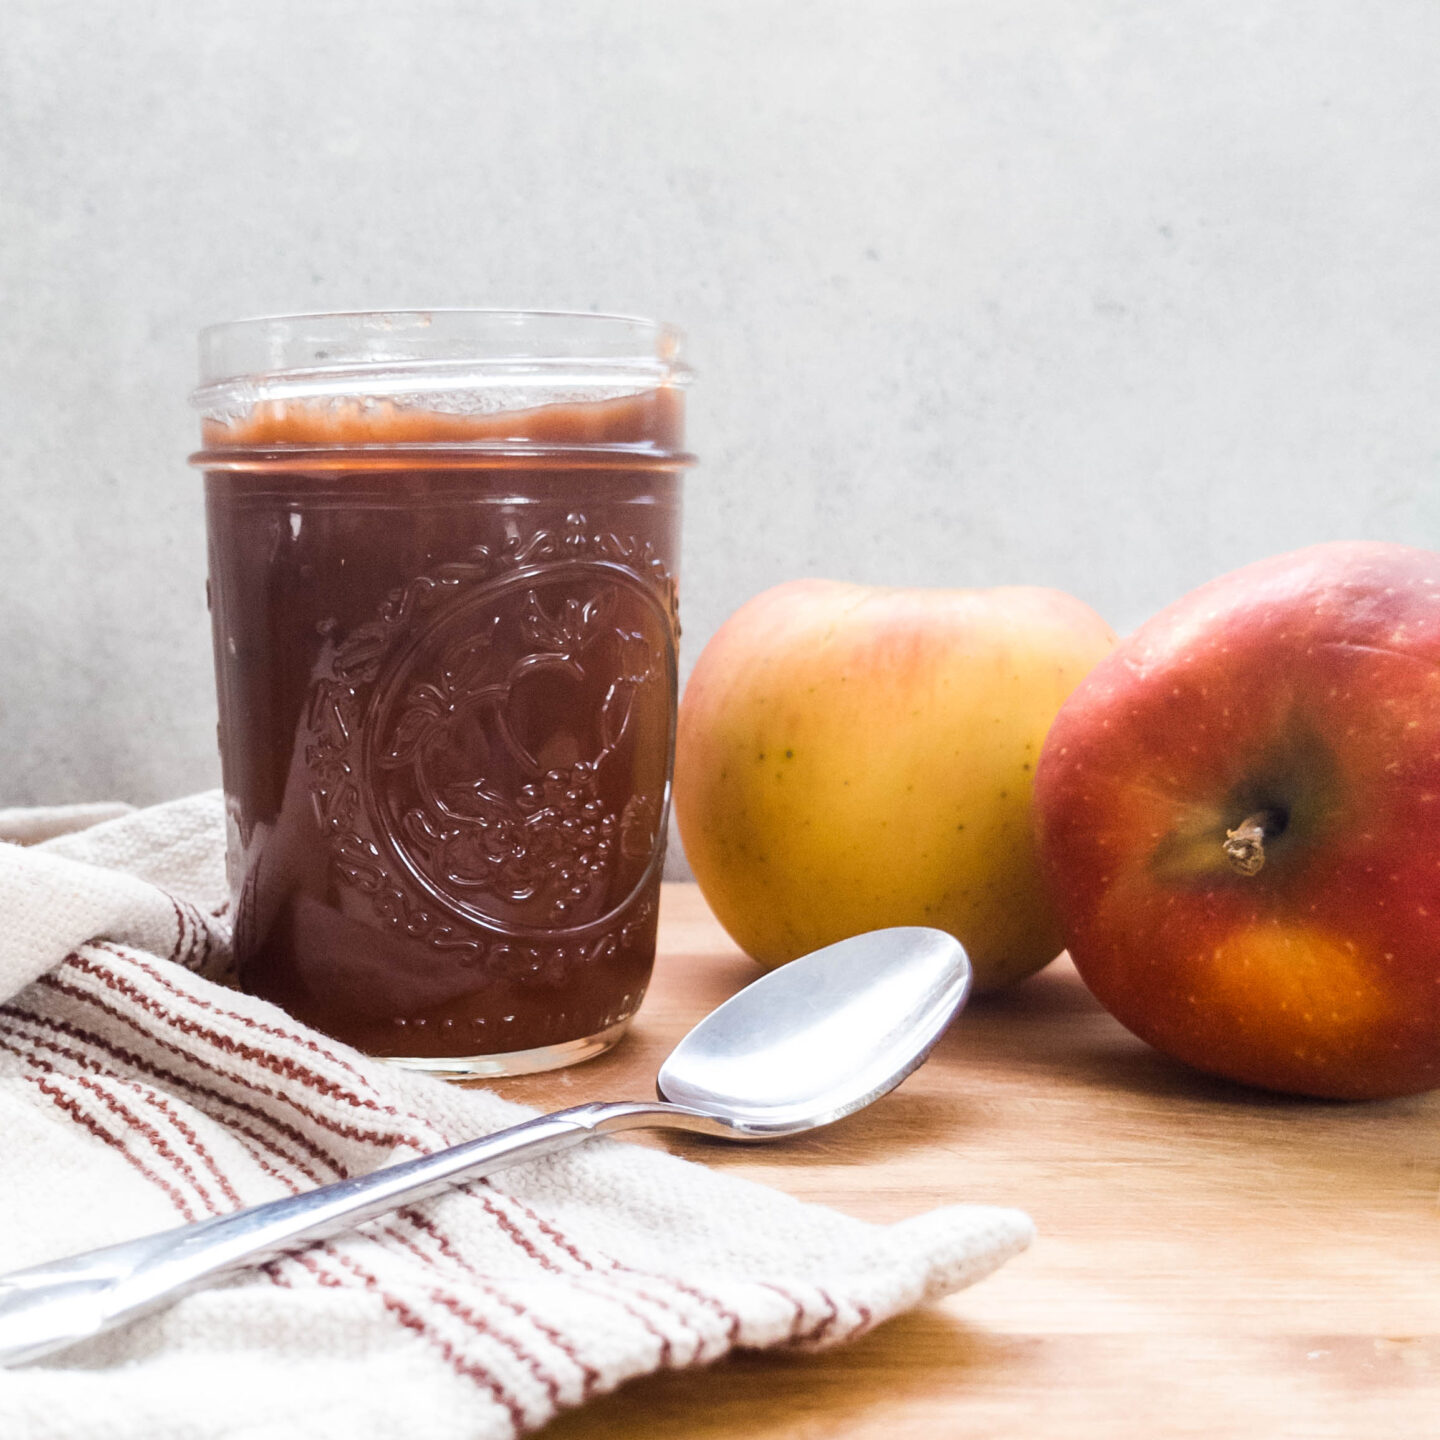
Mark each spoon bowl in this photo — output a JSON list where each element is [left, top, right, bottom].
[[0, 925, 971, 1367], [658, 927, 972, 1135]]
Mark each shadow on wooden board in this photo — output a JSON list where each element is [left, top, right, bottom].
[[535, 1305, 1012, 1440]]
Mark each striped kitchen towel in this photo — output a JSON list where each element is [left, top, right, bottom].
[[0, 793, 1031, 1439]]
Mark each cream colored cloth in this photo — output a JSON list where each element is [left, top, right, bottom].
[[0, 794, 1032, 1439]]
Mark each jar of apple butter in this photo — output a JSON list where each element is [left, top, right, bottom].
[[191, 310, 693, 1076]]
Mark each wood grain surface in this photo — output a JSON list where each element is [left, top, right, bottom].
[[488, 885, 1440, 1439]]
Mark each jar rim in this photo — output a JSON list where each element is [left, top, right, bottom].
[[194, 308, 689, 409], [191, 310, 692, 461]]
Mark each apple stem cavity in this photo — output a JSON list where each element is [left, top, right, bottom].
[[1223, 810, 1284, 876]]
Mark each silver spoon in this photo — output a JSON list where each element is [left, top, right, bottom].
[[0, 926, 970, 1368]]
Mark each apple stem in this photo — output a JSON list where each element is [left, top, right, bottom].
[[1223, 811, 1280, 876]]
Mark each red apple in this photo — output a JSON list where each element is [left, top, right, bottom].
[[1033, 542, 1440, 1099]]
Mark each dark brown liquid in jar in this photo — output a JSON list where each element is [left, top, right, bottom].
[[200, 391, 684, 1060]]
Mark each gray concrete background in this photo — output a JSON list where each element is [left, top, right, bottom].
[[3, 1, 1439, 866]]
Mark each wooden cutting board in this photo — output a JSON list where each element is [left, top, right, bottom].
[[489, 884, 1440, 1439]]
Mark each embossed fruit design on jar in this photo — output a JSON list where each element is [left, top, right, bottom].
[[191, 311, 693, 1076]]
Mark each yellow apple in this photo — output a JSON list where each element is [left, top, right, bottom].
[[673, 580, 1116, 990]]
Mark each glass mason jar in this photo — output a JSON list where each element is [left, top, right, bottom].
[[191, 310, 693, 1077]]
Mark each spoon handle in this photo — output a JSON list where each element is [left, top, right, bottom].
[[0, 1099, 728, 1369]]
